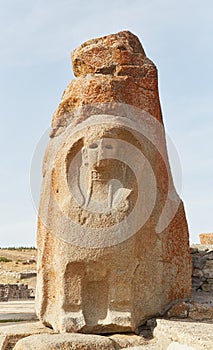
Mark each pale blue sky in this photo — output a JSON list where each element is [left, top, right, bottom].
[[0, 0, 212, 246]]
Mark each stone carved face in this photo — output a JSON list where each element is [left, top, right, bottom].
[[79, 136, 128, 210], [81, 137, 119, 173]]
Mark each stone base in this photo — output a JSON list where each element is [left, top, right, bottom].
[[14, 335, 158, 350], [0, 321, 150, 350], [1, 318, 213, 349], [14, 333, 116, 350]]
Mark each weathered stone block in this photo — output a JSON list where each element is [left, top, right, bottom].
[[192, 254, 208, 270], [36, 31, 191, 334], [14, 333, 116, 350], [203, 260, 213, 278], [0, 322, 54, 350], [192, 276, 205, 290], [188, 303, 213, 321], [201, 283, 213, 292], [200, 233, 213, 245], [192, 268, 203, 278]]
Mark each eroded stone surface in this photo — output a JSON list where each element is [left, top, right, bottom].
[[1, 323, 157, 350], [36, 31, 191, 334], [51, 31, 162, 137], [0, 321, 54, 350], [199, 233, 213, 245], [14, 333, 116, 350], [154, 319, 213, 350], [108, 333, 149, 348]]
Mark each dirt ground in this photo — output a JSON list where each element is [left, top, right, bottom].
[[0, 249, 37, 289]]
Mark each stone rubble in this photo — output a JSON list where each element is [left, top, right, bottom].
[[0, 322, 54, 350], [191, 245, 213, 292], [166, 300, 213, 322], [0, 284, 33, 302], [0, 270, 36, 280]]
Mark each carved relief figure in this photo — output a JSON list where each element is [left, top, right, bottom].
[[80, 137, 132, 212], [54, 125, 140, 332]]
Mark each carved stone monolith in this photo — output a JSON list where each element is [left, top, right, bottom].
[[35, 31, 191, 334]]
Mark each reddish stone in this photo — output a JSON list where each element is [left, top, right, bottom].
[[36, 31, 192, 334], [167, 302, 189, 319], [199, 233, 213, 245]]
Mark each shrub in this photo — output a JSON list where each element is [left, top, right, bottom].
[[0, 246, 36, 251], [0, 256, 12, 262]]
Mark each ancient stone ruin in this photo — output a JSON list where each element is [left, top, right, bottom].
[[0, 284, 32, 301], [199, 233, 213, 245], [191, 246, 213, 292], [36, 31, 191, 334]]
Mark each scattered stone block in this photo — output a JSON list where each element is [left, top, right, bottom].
[[0, 321, 54, 350], [16, 271, 37, 280], [14, 333, 116, 350], [199, 233, 213, 245]]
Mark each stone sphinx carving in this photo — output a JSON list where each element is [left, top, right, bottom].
[[35, 31, 191, 334]]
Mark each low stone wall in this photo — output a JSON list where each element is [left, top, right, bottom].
[[191, 245, 213, 292], [0, 270, 37, 280], [16, 271, 37, 280], [0, 284, 34, 301]]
